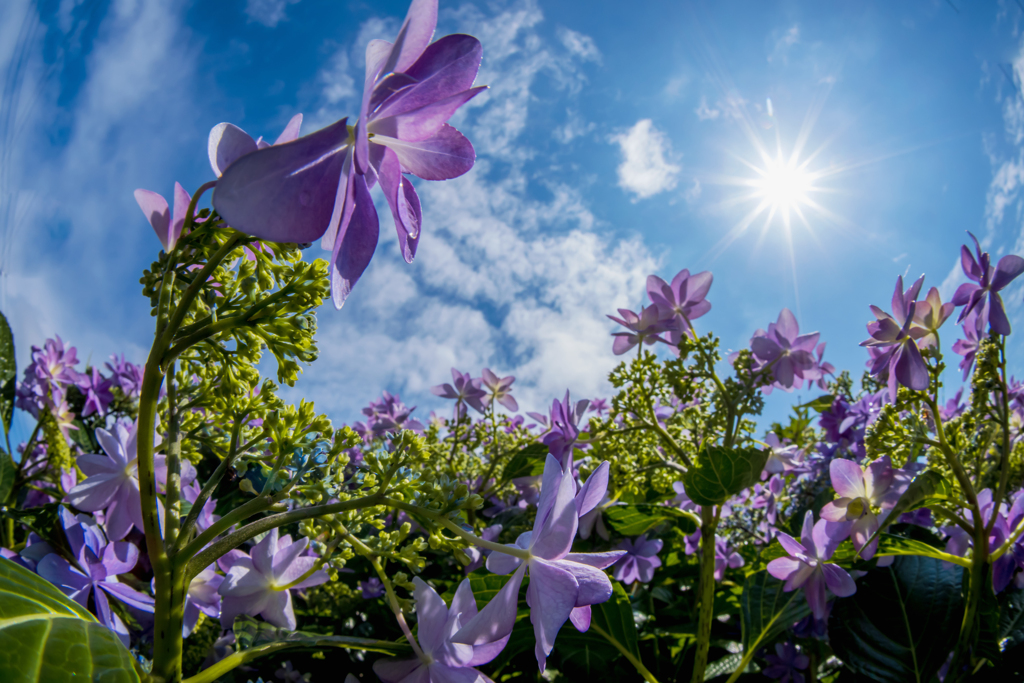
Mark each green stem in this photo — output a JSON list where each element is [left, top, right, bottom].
[[177, 494, 273, 565], [382, 497, 532, 560], [164, 365, 182, 549], [724, 591, 801, 683], [690, 505, 719, 683], [590, 622, 660, 683]]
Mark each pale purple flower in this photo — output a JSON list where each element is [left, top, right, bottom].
[[912, 286, 956, 347], [749, 309, 823, 393], [464, 525, 503, 574], [360, 577, 386, 599], [542, 391, 590, 464], [77, 366, 113, 417], [940, 388, 966, 421], [714, 538, 745, 580], [767, 511, 856, 619], [468, 454, 626, 671], [612, 535, 663, 584], [952, 313, 984, 380], [751, 475, 784, 525], [862, 276, 931, 400], [134, 182, 194, 252], [362, 391, 424, 434], [67, 421, 194, 540], [218, 528, 329, 630], [952, 232, 1024, 335], [32, 336, 82, 387], [480, 368, 518, 412], [672, 481, 700, 513], [207, 114, 303, 177], [819, 457, 907, 561], [588, 398, 609, 416], [763, 642, 810, 683], [646, 268, 713, 342], [105, 354, 144, 398], [213, 0, 484, 308], [374, 577, 508, 683], [182, 567, 224, 637], [607, 305, 676, 355], [763, 433, 803, 477], [36, 507, 154, 645], [943, 488, 1023, 593], [431, 368, 487, 416]]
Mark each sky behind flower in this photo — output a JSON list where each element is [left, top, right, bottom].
[[2, 0, 1024, 437]]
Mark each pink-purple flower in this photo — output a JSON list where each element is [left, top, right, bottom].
[[767, 511, 856, 619], [134, 182, 194, 253], [646, 268, 713, 341], [861, 276, 931, 400], [431, 368, 487, 417], [952, 232, 1024, 335], [749, 309, 824, 393], [607, 306, 676, 355], [819, 457, 906, 561], [480, 368, 518, 412], [611, 534, 663, 584]]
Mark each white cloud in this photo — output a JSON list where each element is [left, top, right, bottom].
[[684, 178, 702, 204], [663, 73, 689, 99], [557, 26, 601, 63], [244, 0, 300, 28], [695, 95, 720, 121], [611, 119, 681, 201], [553, 109, 596, 143], [768, 24, 799, 63]]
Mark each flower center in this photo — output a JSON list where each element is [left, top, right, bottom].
[[847, 497, 869, 518]]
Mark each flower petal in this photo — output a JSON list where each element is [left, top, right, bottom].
[[208, 123, 258, 177], [134, 190, 170, 251], [373, 123, 475, 181], [330, 169, 380, 309]]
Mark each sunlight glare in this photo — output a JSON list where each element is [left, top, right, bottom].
[[755, 155, 812, 214]]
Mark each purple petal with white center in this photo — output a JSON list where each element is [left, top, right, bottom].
[[830, 459, 866, 499], [373, 124, 475, 180]]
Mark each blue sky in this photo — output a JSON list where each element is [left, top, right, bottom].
[[2, 0, 1024, 437]]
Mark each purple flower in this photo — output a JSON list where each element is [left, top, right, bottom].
[[32, 336, 83, 387], [862, 276, 930, 400], [480, 368, 519, 412], [542, 391, 590, 464], [672, 481, 701, 513], [218, 528, 329, 630], [36, 507, 154, 645], [77, 366, 114, 417], [752, 475, 784, 525], [819, 457, 906, 561], [588, 398, 609, 416], [207, 114, 303, 177], [612, 535, 663, 584], [213, 0, 484, 308], [646, 269, 713, 342], [943, 488, 1023, 593], [359, 577, 386, 599], [940, 388, 966, 421], [912, 286, 956, 347], [362, 391, 424, 434], [763, 433, 803, 477], [464, 525, 503, 574], [471, 454, 626, 671], [431, 368, 487, 417], [607, 306, 676, 355], [68, 421, 195, 540], [714, 539, 745, 580], [105, 354, 144, 398], [374, 577, 509, 683], [952, 231, 1024, 335], [182, 567, 224, 637], [134, 182, 194, 252], [767, 511, 856, 619], [749, 309, 823, 393], [762, 642, 810, 683], [952, 312, 984, 380]]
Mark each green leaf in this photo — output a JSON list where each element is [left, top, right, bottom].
[[232, 615, 410, 656], [0, 449, 14, 505], [0, 310, 14, 436], [604, 504, 698, 536], [861, 471, 953, 550], [869, 534, 970, 568], [590, 580, 640, 659], [681, 446, 769, 506], [798, 394, 835, 413], [740, 570, 811, 655], [0, 556, 140, 683], [703, 652, 747, 681], [500, 443, 549, 482], [829, 555, 964, 683], [0, 504, 73, 561], [1000, 588, 1024, 653]]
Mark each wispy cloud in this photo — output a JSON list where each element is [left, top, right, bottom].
[[694, 95, 720, 121], [244, 0, 301, 28], [768, 24, 799, 63], [611, 119, 681, 201]]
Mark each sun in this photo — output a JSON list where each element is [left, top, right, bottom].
[[754, 154, 813, 215]]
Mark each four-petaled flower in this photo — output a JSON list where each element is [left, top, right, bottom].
[[952, 231, 1024, 335], [762, 642, 810, 683], [134, 182, 194, 253], [861, 276, 930, 400], [819, 457, 906, 561], [646, 268, 713, 342], [612, 534, 663, 585], [431, 368, 487, 417], [607, 306, 676, 355], [767, 511, 856, 619], [542, 391, 590, 464], [480, 368, 519, 411], [749, 308, 823, 393]]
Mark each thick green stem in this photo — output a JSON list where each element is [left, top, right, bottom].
[[947, 535, 989, 682], [690, 505, 718, 683], [164, 365, 182, 549], [177, 494, 274, 565]]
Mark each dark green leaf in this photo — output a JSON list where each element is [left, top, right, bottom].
[[0, 504, 73, 561], [500, 443, 549, 482], [829, 555, 964, 683], [0, 556, 140, 683], [232, 615, 409, 656], [590, 580, 639, 659], [681, 446, 769, 506], [740, 571, 811, 654], [0, 310, 14, 436], [861, 471, 952, 551], [799, 394, 835, 413], [703, 653, 746, 681], [605, 504, 698, 536], [0, 449, 14, 505], [1000, 588, 1024, 653]]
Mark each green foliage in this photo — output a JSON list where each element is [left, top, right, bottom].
[[681, 446, 769, 506], [0, 310, 14, 438], [499, 443, 548, 482], [829, 556, 964, 683], [0, 449, 14, 506], [604, 504, 698, 536], [0, 557, 141, 683], [232, 615, 410, 656], [740, 571, 810, 655]]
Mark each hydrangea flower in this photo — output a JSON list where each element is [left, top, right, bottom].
[[943, 488, 1024, 593], [432, 368, 487, 417], [767, 511, 856, 619], [952, 231, 1024, 335], [912, 286, 955, 347], [213, 0, 484, 308], [819, 456, 907, 561], [542, 391, 590, 465], [714, 539, 745, 580], [77, 366, 113, 417], [134, 182, 194, 252], [611, 535, 663, 584], [762, 642, 810, 683], [646, 268, 713, 341], [607, 306, 676, 355], [862, 276, 930, 400], [467, 454, 626, 670], [36, 507, 154, 645], [182, 567, 224, 637], [374, 577, 509, 683], [952, 312, 983, 381], [207, 114, 303, 177], [105, 354, 144, 398], [218, 528, 329, 630], [362, 391, 424, 435], [360, 577, 386, 599], [749, 309, 823, 393], [480, 368, 518, 412]]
